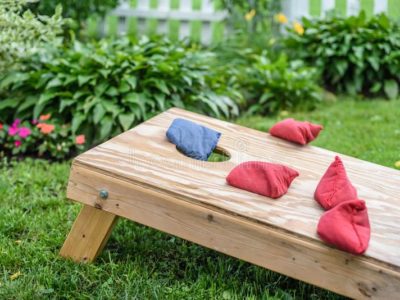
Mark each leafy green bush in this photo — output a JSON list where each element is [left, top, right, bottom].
[[230, 51, 321, 114], [29, 0, 118, 32], [285, 12, 400, 99], [0, 37, 240, 146], [0, 0, 65, 73]]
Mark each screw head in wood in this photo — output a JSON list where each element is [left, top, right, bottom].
[[99, 189, 108, 200]]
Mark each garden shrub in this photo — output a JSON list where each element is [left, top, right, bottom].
[[29, 0, 118, 32], [0, 0, 65, 73], [0, 37, 240, 147], [237, 51, 321, 114], [285, 12, 400, 99]]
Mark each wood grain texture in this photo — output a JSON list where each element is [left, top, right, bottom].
[[73, 108, 400, 268], [65, 108, 400, 298], [60, 205, 118, 262], [67, 164, 400, 299]]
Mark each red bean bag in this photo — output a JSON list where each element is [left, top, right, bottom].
[[314, 156, 358, 210], [226, 161, 299, 199], [317, 199, 371, 255], [269, 118, 323, 145]]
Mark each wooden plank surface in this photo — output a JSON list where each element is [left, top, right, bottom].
[[67, 164, 400, 299], [60, 205, 118, 262], [72, 108, 400, 271]]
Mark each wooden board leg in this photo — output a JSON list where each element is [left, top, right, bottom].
[[60, 204, 118, 263]]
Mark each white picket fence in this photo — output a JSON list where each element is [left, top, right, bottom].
[[282, 0, 399, 22], [99, 0, 227, 44], [90, 0, 400, 43]]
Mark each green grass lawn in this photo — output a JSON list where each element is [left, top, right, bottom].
[[1, 99, 399, 299]]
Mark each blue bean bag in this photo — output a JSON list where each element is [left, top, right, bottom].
[[166, 118, 221, 161]]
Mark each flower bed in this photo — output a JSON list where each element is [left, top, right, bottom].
[[0, 114, 85, 160]]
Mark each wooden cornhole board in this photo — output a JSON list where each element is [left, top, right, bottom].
[[61, 108, 400, 299]]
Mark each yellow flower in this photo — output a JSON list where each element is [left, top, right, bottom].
[[10, 271, 21, 281], [293, 21, 304, 35], [395, 161, 400, 168], [275, 13, 288, 24], [245, 9, 256, 21]]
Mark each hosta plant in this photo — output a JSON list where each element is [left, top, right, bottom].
[[0, 37, 241, 146], [240, 51, 321, 114], [285, 12, 400, 99]]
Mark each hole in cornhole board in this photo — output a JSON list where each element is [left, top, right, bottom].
[[208, 146, 231, 162], [175, 145, 231, 162]]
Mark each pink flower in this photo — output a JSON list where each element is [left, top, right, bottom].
[[18, 127, 31, 139], [8, 119, 21, 136], [8, 126, 19, 136], [0, 123, 3, 130], [14, 140, 22, 148], [12, 119, 21, 127], [75, 134, 85, 145], [31, 119, 38, 125]]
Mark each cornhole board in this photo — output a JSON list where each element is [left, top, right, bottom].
[[60, 108, 400, 299]]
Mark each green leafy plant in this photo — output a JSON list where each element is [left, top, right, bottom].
[[285, 12, 400, 99], [220, 0, 281, 34], [223, 50, 321, 115], [0, 37, 240, 146], [0, 0, 65, 73], [218, 0, 282, 50], [29, 0, 118, 32]]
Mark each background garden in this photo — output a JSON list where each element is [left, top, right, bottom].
[[1, 0, 399, 299]]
